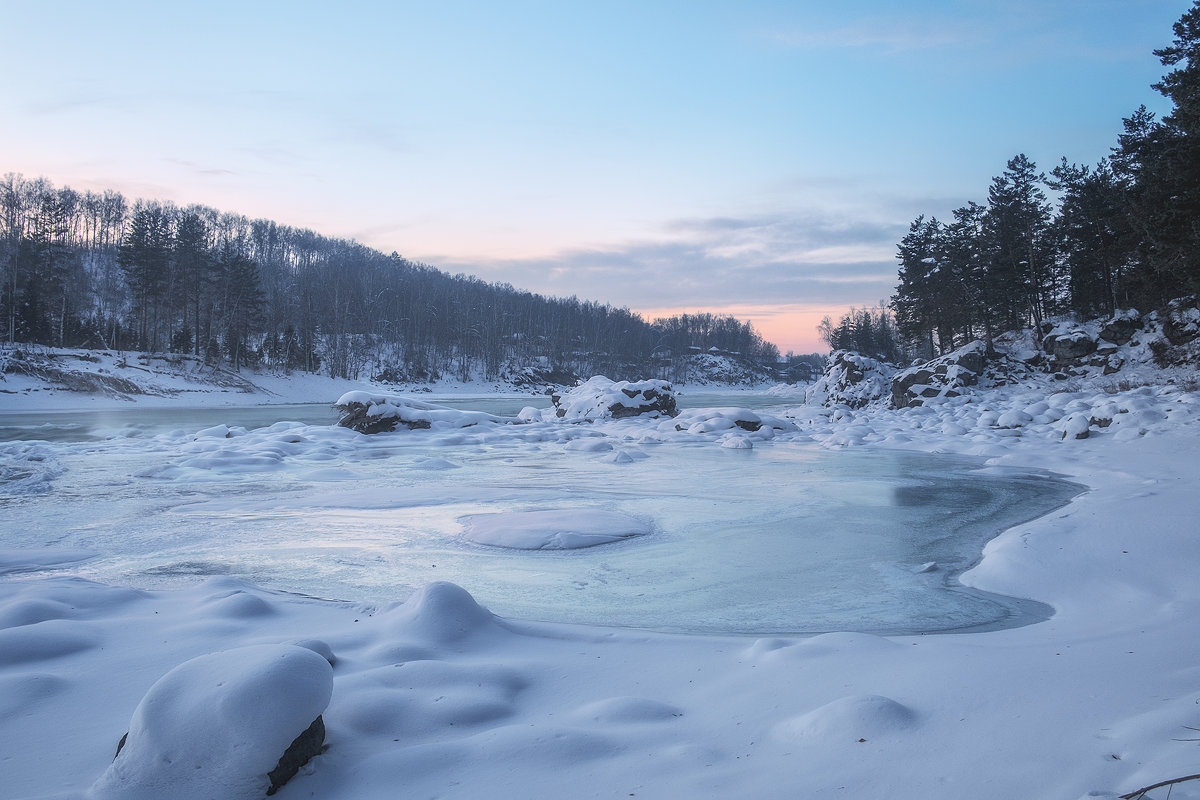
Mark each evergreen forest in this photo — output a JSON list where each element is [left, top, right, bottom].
[[889, 1, 1200, 360]]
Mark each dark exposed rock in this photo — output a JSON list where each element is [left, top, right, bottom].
[[1162, 297, 1200, 345], [890, 341, 988, 409], [1044, 329, 1097, 362], [335, 401, 431, 433], [268, 716, 326, 796], [1100, 313, 1140, 346]]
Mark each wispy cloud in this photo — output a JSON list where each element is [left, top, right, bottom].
[[768, 19, 979, 53], [427, 211, 904, 315]]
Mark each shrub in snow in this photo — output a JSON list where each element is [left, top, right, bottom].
[[804, 351, 895, 409], [92, 644, 333, 800], [545, 376, 678, 421], [333, 391, 511, 433]]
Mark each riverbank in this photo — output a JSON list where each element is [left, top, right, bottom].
[[2, 373, 1199, 798]]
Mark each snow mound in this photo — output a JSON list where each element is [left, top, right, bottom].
[[572, 696, 684, 724], [773, 694, 917, 743], [382, 582, 498, 643], [544, 376, 677, 421], [334, 391, 512, 434], [460, 509, 650, 550], [91, 644, 333, 800]]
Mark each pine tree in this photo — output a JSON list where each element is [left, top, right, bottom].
[[985, 154, 1053, 337], [118, 207, 172, 350]]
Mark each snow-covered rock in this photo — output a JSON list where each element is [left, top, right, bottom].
[[661, 407, 795, 437], [333, 391, 513, 433], [543, 376, 678, 422], [92, 644, 333, 800], [804, 351, 895, 409]]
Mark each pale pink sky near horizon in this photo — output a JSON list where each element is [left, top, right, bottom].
[[2, 1, 1185, 355]]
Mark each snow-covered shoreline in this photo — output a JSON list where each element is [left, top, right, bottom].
[[2, 362, 1198, 798]]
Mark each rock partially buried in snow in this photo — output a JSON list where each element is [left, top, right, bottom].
[[333, 391, 512, 434], [91, 644, 333, 800], [460, 509, 651, 550]]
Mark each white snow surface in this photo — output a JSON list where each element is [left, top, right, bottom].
[[2, 360, 1200, 799]]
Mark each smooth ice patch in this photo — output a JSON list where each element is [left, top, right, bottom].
[[460, 509, 651, 550]]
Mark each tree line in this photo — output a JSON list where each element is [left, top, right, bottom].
[[0, 177, 781, 381], [890, 1, 1200, 359]]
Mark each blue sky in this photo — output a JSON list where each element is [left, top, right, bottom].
[[2, 0, 1186, 352]]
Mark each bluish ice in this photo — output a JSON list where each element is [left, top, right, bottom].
[[0, 401, 1079, 636]]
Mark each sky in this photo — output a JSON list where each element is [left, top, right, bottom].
[[1, 1, 1187, 354]]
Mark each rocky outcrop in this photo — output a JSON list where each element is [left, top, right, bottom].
[[1162, 296, 1200, 345], [890, 341, 987, 408], [804, 351, 895, 409], [889, 341, 1039, 409]]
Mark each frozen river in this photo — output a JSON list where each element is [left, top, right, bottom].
[[0, 398, 1079, 635]]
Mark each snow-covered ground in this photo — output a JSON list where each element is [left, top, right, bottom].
[[2, 354, 1199, 799]]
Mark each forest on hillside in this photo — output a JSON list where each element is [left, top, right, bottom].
[[884, 1, 1200, 361], [0, 179, 783, 383]]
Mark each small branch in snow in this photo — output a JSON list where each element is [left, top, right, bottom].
[[1120, 773, 1200, 799]]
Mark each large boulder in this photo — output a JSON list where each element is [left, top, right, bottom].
[[1043, 327, 1098, 363], [547, 376, 678, 421], [1099, 309, 1141, 346], [890, 340, 1037, 409]]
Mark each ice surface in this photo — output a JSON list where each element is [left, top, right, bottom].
[[0, 407, 1076, 635]]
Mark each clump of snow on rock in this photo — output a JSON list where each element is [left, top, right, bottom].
[[91, 644, 333, 800], [525, 376, 677, 422], [334, 391, 512, 433]]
